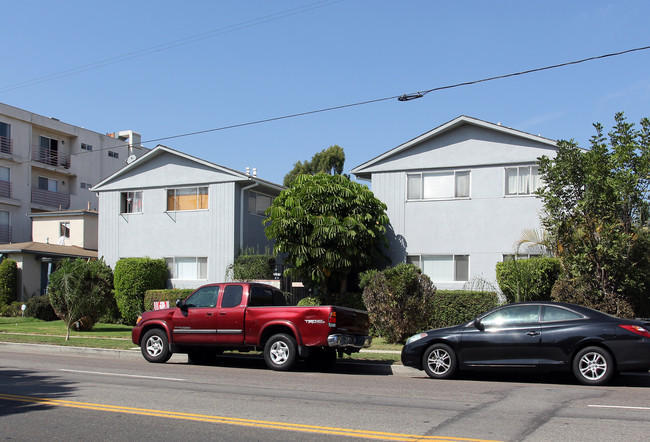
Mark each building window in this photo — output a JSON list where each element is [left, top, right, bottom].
[[249, 191, 272, 216], [0, 167, 9, 198], [38, 176, 58, 192], [505, 166, 541, 196], [407, 171, 470, 200], [60, 222, 70, 238], [503, 254, 542, 261], [408, 254, 469, 282], [81, 143, 93, 151], [165, 257, 208, 280], [108, 151, 119, 158], [0, 121, 11, 153], [80, 182, 92, 190], [0, 210, 10, 243], [167, 187, 208, 211], [120, 191, 143, 213]]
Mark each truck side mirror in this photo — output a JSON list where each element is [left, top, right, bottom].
[[176, 299, 187, 311]]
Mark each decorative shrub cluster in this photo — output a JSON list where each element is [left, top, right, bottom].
[[114, 258, 168, 325], [496, 257, 561, 303]]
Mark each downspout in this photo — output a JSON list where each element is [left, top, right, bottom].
[[240, 181, 259, 252]]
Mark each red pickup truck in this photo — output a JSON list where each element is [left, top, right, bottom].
[[132, 282, 372, 371]]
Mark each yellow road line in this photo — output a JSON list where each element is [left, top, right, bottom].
[[0, 393, 502, 442]]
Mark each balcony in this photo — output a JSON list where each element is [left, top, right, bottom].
[[32, 188, 70, 209], [0, 224, 11, 244], [0, 180, 10, 198], [31, 146, 71, 169], [0, 136, 12, 155]]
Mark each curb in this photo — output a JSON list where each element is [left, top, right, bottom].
[[0, 341, 421, 377]]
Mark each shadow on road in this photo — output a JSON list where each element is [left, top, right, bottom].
[[0, 369, 77, 417]]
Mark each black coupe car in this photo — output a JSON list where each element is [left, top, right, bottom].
[[401, 302, 650, 385]]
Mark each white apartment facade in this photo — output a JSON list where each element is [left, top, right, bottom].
[[0, 102, 147, 244]]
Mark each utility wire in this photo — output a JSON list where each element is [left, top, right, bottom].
[[0, 0, 342, 93]]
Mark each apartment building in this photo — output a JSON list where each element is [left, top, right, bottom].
[[0, 102, 147, 244]]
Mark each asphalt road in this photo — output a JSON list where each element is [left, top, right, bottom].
[[1, 343, 650, 441]]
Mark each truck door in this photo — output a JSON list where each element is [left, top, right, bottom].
[[215, 284, 245, 345], [171, 285, 220, 345]]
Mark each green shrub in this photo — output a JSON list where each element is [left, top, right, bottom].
[[297, 296, 321, 306], [0, 301, 23, 317], [550, 277, 636, 318], [144, 289, 194, 311], [0, 259, 18, 306], [98, 291, 123, 324], [26, 295, 58, 321], [496, 257, 561, 303], [431, 290, 499, 328], [114, 258, 168, 325], [227, 249, 275, 281], [332, 292, 366, 310], [360, 263, 436, 344]]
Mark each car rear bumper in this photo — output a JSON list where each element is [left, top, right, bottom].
[[327, 334, 373, 349]]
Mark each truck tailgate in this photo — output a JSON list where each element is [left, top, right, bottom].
[[333, 307, 369, 335]]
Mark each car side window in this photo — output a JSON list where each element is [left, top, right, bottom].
[[185, 285, 219, 308], [481, 305, 540, 327], [221, 285, 243, 308], [542, 306, 584, 322]]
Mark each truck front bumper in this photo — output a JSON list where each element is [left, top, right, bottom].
[[327, 334, 373, 350]]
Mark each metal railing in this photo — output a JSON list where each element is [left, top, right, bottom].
[[0, 180, 10, 198], [31, 145, 71, 169], [0, 136, 12, 155], [31, 187, 70, 209], [0, 224, 11, 243]]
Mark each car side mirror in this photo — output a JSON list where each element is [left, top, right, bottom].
[[176, 299, 187, 311], [473, 318, 485, 331]]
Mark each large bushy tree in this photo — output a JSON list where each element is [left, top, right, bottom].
[[537, 113, 650, 317], [265, 173, 389, 302], [47, 259, 114, 339], [283, 145, 346, 187]]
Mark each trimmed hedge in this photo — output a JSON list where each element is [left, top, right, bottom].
[[431, 290, 499, 329], [114, 258, 168, 325], [228, 251, 275, 281], [496, 257, 561, 303], [144, 289, 194, 311], [0, 259, 17, 306]]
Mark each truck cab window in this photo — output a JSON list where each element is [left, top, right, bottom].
[[221, 285, 243, 308], [185, 285, 219, 308]]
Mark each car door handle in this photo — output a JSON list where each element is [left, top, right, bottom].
[[206, 312, 214, 316], [527, 331, 540, 336]]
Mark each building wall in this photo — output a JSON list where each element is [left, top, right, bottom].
[[31, 214, 98, 249], [0, 102, 146, 244]]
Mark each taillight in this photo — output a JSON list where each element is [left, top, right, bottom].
[[328, 311, 336, 328], [619, 324, 650, 338]]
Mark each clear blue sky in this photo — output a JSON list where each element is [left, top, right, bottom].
[[2, 0, 649, 185]]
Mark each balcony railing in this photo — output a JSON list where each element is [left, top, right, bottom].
[[31, 146, 71, 169], [0, 136, 12, 155], [0, 224, 11, 244], [32, 187, 70, 209], [0, 180, 10, 198]]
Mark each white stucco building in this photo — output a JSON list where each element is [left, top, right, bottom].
[[91, 145, 283, 288], [0, 102, 147, 244], [351, 116, 558, 290]]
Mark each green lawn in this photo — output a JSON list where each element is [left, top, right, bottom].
[[0, 316, 403, 362]]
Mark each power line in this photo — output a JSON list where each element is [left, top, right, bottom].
[[0, 0, 343, 93]]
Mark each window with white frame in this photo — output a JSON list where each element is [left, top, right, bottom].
[[165, 257, 208, 280], [505, 166, 541, 196], [407, 171, 470, 200], [60, 222, 70, 238], [167, 187, 208, 211], [408, 254, 469, 282], [120, 191, 143, 213], [249, 191, 272, 216]]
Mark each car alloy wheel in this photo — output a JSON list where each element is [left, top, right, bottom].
[[573, 346, 615, 385], [578, 351, 607, 381], [146, 335, 164, 357], [263, 333, 298, 371], [270, 341, 290, 364], [422, 343, 458, 379]]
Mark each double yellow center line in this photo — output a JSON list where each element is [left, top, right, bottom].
[[0, 393, 501, 442]]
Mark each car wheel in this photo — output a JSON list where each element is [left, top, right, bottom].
[[422, 343, 457, 379], [573, 346, 615, 386], [264, 333, 298, 371], [141, 329, 171, 363]]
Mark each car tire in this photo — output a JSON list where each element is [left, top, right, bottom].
[[573, 346, 615, 386], [264, 333, 298, 371], [422, 343, 458, 379], [141, 329, 172, 363]]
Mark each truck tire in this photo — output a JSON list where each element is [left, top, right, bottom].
[[141, 329, 172, 363], [264, 333, 298, 371]]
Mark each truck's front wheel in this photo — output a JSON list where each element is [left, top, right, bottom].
[[141, 329, 172, 363], [264, 333, 297, 371]]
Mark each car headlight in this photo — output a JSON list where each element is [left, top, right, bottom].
[[405, 333, 427, 345]]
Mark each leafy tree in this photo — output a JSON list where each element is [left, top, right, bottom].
[[537, 113, 650, 317], [47, 259, 114, 339], [265, 173, 389, 303], [0, 259, 17, 306], [283, 145, 346, 187], [360, 264, 436, 344]]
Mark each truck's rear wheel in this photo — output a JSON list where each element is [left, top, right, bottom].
[[141, 329, 172, 363], [264, 333, 297, 371]]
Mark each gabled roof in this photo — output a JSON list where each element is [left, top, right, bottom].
[[0, 242, 97, 258], [91, 144, 283, 192], [351, 115, 558, 180]]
